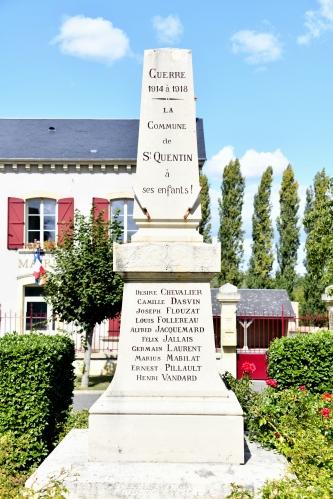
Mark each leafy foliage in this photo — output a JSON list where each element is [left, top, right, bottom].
[[224, 371, 333, 498], [0, 409, 87, 498], [0, 432, 34, 476], [303, 169, 333, 315], [218, 159, 245, 286], [198, 174, 212, 242], [226, 483, 254, 498], [222, 371, 259, 430], [267, 331, 333, 392], [247, 387, 333, 498], [0, 333, 75, 466], [55, 409, 89, 444], [276, 165, 300, 297], [44, 209, 123, 331], [43, 209, 123, 387], [247, 167, 274, 289], [261, 477, 332, 499]]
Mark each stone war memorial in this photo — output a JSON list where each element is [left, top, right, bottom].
[[89, 47, 244, 464], [27, 48, 288, 498]]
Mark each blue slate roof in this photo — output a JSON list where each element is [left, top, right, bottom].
[[0, 119, 206, 162], [211, 288, 295, 318]]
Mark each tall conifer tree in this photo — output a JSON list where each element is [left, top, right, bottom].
[[247, 166, 274, 289], [276, 164, 300, 296], [218, 159, 245, 285], [199, 174, 212, 242], [303, 169, 333, 314]]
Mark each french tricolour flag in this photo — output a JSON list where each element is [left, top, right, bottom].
[[33, 248, 46, 284]]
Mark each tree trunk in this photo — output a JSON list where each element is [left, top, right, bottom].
[[81, 327, 94, 389]]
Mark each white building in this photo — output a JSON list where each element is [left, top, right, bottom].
[[0, 118, 206, 342]]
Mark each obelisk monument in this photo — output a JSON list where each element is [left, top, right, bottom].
[[89, 48, 244, 463]]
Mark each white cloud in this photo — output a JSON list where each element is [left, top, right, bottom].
[[240, 149, 289, 177], [231, 30, 282, 65], [152, 15, 183, 45], [204, 146, 289, 179], [205, 146, 235, 177], [52, 15, 130, 64], [320, 0, 333, 20], [298, 0, 333, 45]]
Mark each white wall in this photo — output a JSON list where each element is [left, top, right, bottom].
[[0, 167, 136, 314]]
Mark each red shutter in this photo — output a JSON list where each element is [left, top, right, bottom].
[[57, 198, 74, 244], [7, 197, 24, 249], [108, 314, 121, 338], [92, 197, 109, 222]]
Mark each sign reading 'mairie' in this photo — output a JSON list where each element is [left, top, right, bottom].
[[134, 49, 201, 222]]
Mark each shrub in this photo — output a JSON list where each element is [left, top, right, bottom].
[[267, 330, 333, 392], [55, 408, 89, 444], [222, 371, 259, 430], [0, 333, 75, 465], [261, 477, 332, 498], [0, 409, 86, 498], [247, 387, 333, 497]]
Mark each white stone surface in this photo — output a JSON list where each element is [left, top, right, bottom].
[[26, 429, 290, 499], [89, 281, 244, 463], [217, 284, 240, 376], [94, 282, 228, 398], [133, 48, 201, 228], [89, 411, 244, 463], [114, 242, 220, 275]]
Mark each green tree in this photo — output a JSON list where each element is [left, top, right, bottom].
[[198, 174, 212, 242], [218, 159, 245, 285], [303, 169, 333, 315], [43, 209, 123, 388], [247, 166, 274, 289], [276, 164, 300, 297]]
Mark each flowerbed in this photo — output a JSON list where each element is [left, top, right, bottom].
[[225, 370, 333, 498]]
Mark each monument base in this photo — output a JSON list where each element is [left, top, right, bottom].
[[26, 429, 290, 499], [89, 392, 244, 463]]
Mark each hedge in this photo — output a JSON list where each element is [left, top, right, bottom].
[[0, 333, 75, 465], [267, 330, 333, 392]]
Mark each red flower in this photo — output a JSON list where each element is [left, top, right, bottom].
[[266, 378, 278, 388], [274, 432, 281, 439], [321, 408, 331, 418], [322, 393, 332, 401], [298, 385, 306, 391], [241, 362, 256, 375]]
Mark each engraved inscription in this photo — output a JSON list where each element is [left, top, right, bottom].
[[128, 284, 206, 383]]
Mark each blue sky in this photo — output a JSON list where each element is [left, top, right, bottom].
[[1, 0, 333, 271]]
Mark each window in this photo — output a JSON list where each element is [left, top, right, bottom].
[[26, 198, 56, 244], [24, 286, 55, 332], [111, 199, 138, 243], [7, 197, 74, 249]]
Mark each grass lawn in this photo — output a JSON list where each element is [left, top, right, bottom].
[[74, 374, 113, 390]]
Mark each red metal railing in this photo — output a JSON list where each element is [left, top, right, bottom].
[[213, 310, 329, 352]]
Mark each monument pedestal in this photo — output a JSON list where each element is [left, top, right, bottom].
[[89, 393, 243, 463], [26, 430, 289, 499], [89, 241, 244, 464]]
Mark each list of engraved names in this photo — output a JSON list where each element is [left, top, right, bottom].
[[129, 286, 204, 383]]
